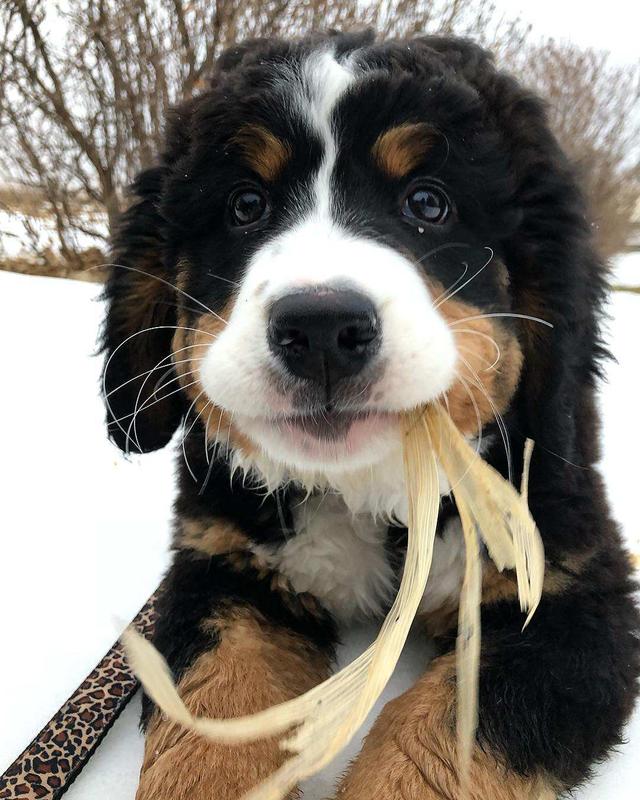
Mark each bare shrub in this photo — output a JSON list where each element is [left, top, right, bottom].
[[0, 0, 637, 269], [504, 39, 640, 258]]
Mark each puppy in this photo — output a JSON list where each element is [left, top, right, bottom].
[[101, 31, 639, 800]]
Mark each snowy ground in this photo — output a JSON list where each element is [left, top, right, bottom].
[[0, 209, 107, 259], [0, 261, 639, 798]]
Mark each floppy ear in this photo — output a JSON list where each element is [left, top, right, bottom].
[[100, 165, 184, 453], [419, 36, 608, 468]]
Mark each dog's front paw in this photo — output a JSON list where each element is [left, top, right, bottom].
[[332, 657, 555, 800], [136, 717, 294, 800]]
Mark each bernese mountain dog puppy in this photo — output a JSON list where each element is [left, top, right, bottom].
[[101, 31, 639, 800]]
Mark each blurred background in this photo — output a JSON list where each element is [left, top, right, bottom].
[[0, 2, 638, 798], [0, 0, 638, 276]]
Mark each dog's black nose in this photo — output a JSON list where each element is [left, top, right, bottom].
[[268, 290, 380, 387]]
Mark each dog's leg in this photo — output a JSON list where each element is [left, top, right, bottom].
[[135, 529, 336, 800], [334, 564, 638, 800], [333, 653, 555, 800]]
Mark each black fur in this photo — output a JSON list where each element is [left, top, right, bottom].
[[100, 30, 639, 794], [101, 166, 183, 452], [140, 543, 337, 727], [477, 588, 639, 787]]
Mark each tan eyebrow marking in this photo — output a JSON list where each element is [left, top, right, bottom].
[[372, 122, 436, 178], [231, 124, 292, 182]]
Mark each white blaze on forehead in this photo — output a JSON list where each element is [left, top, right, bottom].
[[293, 49, 356, 218]]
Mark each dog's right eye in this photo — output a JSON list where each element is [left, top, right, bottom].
[[229, 188, 269, 228]]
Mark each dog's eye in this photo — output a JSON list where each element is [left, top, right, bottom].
[[401, 185, 450, 225], [229, 189, 269, 227]]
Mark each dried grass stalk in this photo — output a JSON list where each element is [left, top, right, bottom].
[[123, 404, 544, 799]]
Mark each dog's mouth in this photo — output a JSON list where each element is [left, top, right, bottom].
[[235, 405, 401, 466], [278, 407, 393, 441], [257, 406, 401, 463]]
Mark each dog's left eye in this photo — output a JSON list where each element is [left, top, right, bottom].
[[401, 184, 450, 226], [229, 189, 269, 227]]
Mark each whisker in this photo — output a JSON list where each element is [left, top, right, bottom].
[[448, 312, 554, 328], [206, 271, 241, 288], [109, 370, 194, 428], [128, 366, 192, 453], [148, 298, 212, 317], [108, 364, 203, 429], [151, 366, 176, 397], [180, 390, 210, 482], [457, 345, 496, 372], [433, 247, 495, 310], [456, 374, 484, 455], [204, 404, 215, 466], [100, 262, 228, 325], [129, 349, 201, 452], [453, 328, 502, 371], [110, 378, 199, 432], [415, 241, 473, 265], [138, 368, 195, 411], [457, 353, 513, 483], [213, 405, 226, 449], [276, 492, 294, 539], [148, 358, 203, 397], [200, 407, 234, 494], [431, 262, 469, 307], [440, 376, 484, 494], [224, 410, 235, 461], [105, 345, 209, 400], [102, 324, 215, 444], [199, 447, 218, 495], [441, 391, 451, 418], [348, 380, 374, 406]]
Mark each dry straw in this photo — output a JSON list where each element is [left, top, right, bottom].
[[123, 403, 544, 799]]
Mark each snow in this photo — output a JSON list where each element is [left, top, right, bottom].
[[0, 209, 107, 258], [611, 251, 640, 287], [0, 267, 638, 798], [0, 273, 172, 778]]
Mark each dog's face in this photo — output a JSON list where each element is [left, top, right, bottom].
[[158, 43, 524, 479], [107, 32, 594, 495]]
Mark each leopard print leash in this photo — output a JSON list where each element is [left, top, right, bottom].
[[0, 596, 157, 799]]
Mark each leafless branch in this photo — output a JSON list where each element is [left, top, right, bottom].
[[0, 0, 637, 267]]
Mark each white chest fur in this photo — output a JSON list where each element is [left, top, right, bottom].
[[418, 516, 465, 615], [254, 493, 465, 624], [255, 494, 394, 622]]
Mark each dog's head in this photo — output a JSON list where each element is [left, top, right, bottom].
[[101, 32, 604, 493]]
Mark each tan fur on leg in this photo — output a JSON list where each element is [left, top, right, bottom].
[[334, 655, 556, 800], [136, 611, 330, 800]]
